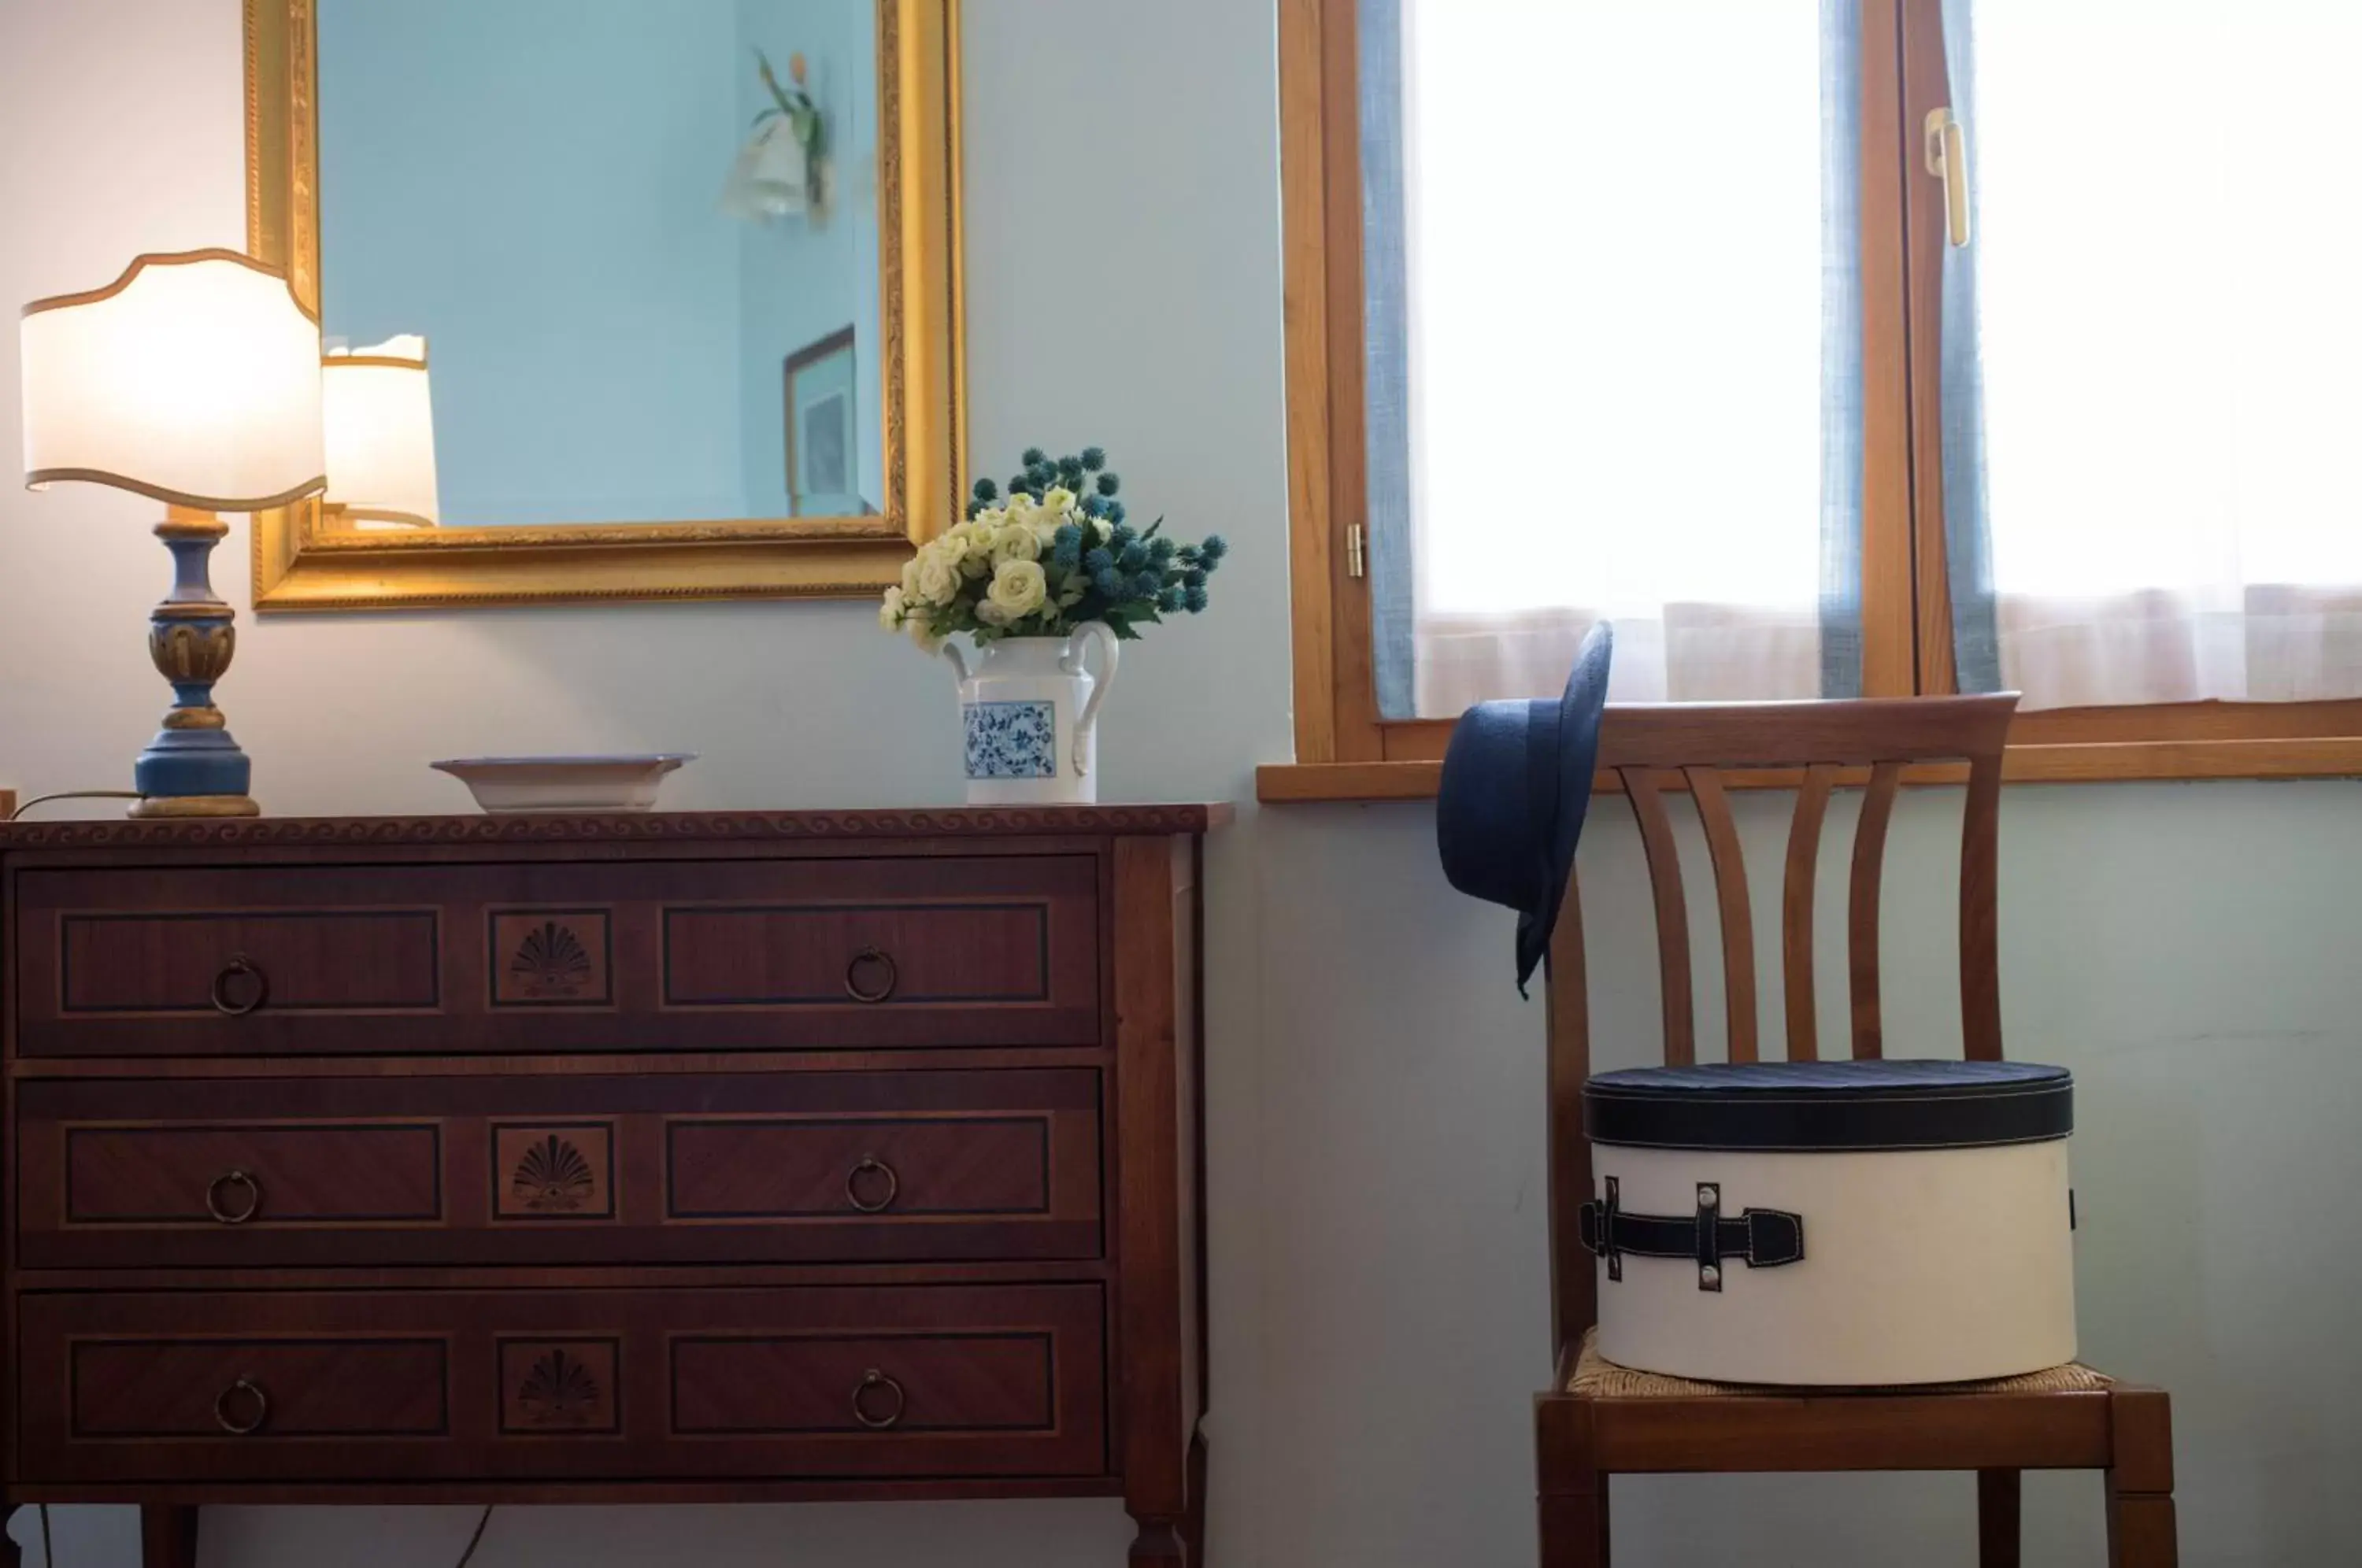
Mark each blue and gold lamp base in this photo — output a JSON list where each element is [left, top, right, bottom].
[[129, 508, 258, 819]]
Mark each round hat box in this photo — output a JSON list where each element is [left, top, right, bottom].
[[1580, 1059, 2076, 1386]]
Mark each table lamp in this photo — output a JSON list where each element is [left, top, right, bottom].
[[322, 334, 439, 530], [19, 248, 324, 819]]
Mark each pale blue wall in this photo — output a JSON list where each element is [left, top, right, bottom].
[[318, 0, 750, 524], [735, 0, 882, 516]]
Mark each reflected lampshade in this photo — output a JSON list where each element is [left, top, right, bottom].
[[323, 334, 440, 528], [19, 248, 324, 511]]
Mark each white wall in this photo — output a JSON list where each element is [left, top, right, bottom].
[[2, 2, 2356, 1566]]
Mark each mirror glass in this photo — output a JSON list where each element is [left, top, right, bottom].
[[317, 0, 882, 528]]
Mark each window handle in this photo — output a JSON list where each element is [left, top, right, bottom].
[[1924, 108, 1971, 248]]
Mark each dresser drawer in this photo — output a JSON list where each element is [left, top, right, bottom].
[[16, 1070, 1102, 1268], [18, 1285, 1107, 1484], [13, 855, 1099, 1056]]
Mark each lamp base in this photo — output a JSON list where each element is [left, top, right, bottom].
[[139, 507, 262, 817], [128, 793, 261, 820]]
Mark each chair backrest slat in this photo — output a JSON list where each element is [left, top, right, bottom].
[[1781, 762, 1838, 1061], [1847, 760, 1905, 1060], [1544, 694, 2018, 1359], [1960, 752, 2005, 1060], [1683, 765, 1757, 1063], [1619, 767, 1696, 1066]]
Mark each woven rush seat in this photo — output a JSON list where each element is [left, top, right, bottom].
[[1568, 1326, 2112, 1399]]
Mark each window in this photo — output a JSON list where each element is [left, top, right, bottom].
[[1269, 0, 2362, 798]]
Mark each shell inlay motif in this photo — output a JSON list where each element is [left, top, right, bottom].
[[511, 1133, 596, 1213], [514, 1348, 603, 1429], [510, 919, 593, 997]]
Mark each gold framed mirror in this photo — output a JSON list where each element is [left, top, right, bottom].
[[244, 0, 963, 611]]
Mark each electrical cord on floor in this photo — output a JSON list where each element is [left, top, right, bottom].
[[454, 1506, 494, 1568], [6, 790, 143, 820], [39, 1503, 53, 1566]]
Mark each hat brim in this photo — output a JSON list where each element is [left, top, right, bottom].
[[1516, 622, 1613, 988]]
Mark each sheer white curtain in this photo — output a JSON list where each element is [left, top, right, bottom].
[[1394, 1, 1832, 715], [1971, 0, 2362, 709]]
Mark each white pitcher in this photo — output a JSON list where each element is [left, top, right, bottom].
[[942, 623, 1120, 804]]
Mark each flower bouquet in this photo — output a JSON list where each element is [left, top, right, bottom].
[[880, 446, 1226, 804]]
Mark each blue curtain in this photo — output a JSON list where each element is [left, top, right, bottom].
[[1938, 0, 2003, 690], [1361, 0, 1417, 719], [1817, 0, 1866, 697]]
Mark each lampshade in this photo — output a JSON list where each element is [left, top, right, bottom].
[[20, 248, 324, 512], [323, 335, 440, 528]]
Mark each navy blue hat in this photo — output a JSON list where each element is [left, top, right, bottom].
[[1435, 622, 1613, 995]]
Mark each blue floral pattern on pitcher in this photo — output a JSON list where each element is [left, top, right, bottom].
[[963, 700, 1058, 779]]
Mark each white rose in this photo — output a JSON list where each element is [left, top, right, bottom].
[[993, 521, 1043, 564], [899, 558, 921, 599], [878, 586, 906, 629], [985, 558, 1049, 622], [913, 544, 961, 605], [973, 599, 1012, 627], [1042, 486, 1076, 516], [905, 615, 945, 655], [1003, 493, 1037, 523], [953, 523, 995, 578]]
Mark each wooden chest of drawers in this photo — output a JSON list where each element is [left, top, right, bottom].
[[0, 807, 1219, 1567]]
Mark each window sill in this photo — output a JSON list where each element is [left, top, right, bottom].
[[1257, 736, 2362, 803]]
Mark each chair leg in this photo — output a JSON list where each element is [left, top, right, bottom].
[[1536, 1396, 1609, 1567], [1538, 1485, 1609, 1568], [1976, 1469, 2021, 1567], [2105, 1388, 2178, 1568]]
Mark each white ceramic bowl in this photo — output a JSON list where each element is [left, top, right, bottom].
[[430, 755, 695, 814]]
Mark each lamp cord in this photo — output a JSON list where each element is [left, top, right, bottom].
[[6, 790, 143, 821], [454, 1506, 494, 1568], [39, 1504, 53, 1566]]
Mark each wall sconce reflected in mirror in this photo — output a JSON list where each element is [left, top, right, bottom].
[[322, 334, 439, 530]]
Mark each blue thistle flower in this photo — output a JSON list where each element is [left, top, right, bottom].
[[1118, 542, 1149, 571], [1081, 446, 1106, 471], [1021, 446, 1046, 467], [1093, 567, 1125, 598], [1183, 568, 1208, 590], [1149, 536, 1177, 563], [1096, 472, 1121, 497], [1083, 546, 1115, 575], [1053, 523, 1083, 549], [1157, 586, 1185, 613], [1183, 586, 1209, 613], [1199, 534, 1228, 562], [1053, 538, 1083, 569], [1082, 493, 1109, 519], [1105, 501, 1127, 526], [1009, 475, 1032, 497], [1027, 464, 1054, 489], [1108, 523, 1136, 552], [972, 477, 998, 502], [1130, 571, 1162, 600]]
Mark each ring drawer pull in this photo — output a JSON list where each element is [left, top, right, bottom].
[[214, 1378, 268, 1435], [205, 1169, 262, 1225], [209, 954, 269, 1017], [845, 1155, 900, 1214], [843, 947, 898, 1004], [851, 1368, 905, 1430]]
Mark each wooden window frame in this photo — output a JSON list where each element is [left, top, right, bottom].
[[1262, 0, 2362, 803]]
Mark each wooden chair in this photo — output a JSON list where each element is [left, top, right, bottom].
[[1534, 695, 2178, 1567]]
